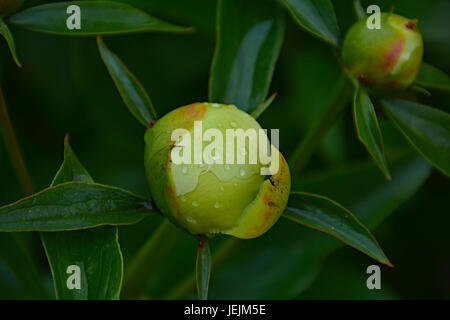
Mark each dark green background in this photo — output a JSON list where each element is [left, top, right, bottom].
[[0, 0, 449, 299]]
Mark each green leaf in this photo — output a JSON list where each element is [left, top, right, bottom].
[[353, 0, 366, 20], [281, 0, 340, 47], [251, 92, 277, 119], [209, 0, 285, 113], [196, 238, 211, 300], [9, 1, 191, 36], [415, 62, 450, 92], [41, 136, 123, 300], [208, 155, 429, 299], [121, 218, 184, 299], [284, 192, 392, 266], [0, 181, 151, 232], [41, 228, 123, 299], [158, 154, 431, 299], [381, 98, 450, 176], [51, 135, 94, 186], [97, 36, 157, 126], [353, 87, 390, 179], [0, 19, 21, 67]]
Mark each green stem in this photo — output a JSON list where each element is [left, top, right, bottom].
[[164, 237, 240, 299], [0, 86, 34, 195], [288, 74, 353, 177], [196, 237, 211, 300], [121, 219, 184, 299]]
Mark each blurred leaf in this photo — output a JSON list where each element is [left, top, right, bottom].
[[97, 36, 157, 126], [202, 155, 429, 299], [160, 154, 430, 299], [284, 192, 392, 266], [415, 62, 450, 92], [353, 87, 390, 179], [251, 92, 277, 119], [196, 238, 211, 300], [121, 219, 185, 299], [209, 0, 285, 113], [0, 233, 50, 299], [281, 0, 340, 46], [51, 135, 95, 186], [353, 0, 366, 20], [0, 181, 152, 231], [0, 19, 21, 67], [41, 136, 123, 299], [382, 98, 450, 176], [9, 1, 191, 36], [289, 72, 353, 176]]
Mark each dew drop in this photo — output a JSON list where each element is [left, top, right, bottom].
[[214, 202, 220, 209], [224, 164, 231, 171], [239, 168, 246, 176], [230, 121, 237, 127], [220, 186, 225, 192], [211, 103, 221, 108], [182, 166, 188, 174], [187, 216, 197, 223], [180, 195, 187, 202], [192, 200, 199, 207]]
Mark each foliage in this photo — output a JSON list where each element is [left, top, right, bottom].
[[0, 0, 449, 300]]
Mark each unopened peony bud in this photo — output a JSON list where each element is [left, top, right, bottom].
[[342, 13, 423, 89]]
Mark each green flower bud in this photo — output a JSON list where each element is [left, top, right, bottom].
[[341, 13, 423, 89], [144, 103, 291, 239], [0, 0, 23, 16]]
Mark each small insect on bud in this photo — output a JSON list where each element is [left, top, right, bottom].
[[0, 0, 23, 16], [144, 103, 291, 239], [341, 13, 424, 89]]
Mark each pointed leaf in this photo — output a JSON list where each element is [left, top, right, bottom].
[[381, 98, 450, 176], [208, 155, 430, 299], [196, 238, 211, 300], [97, 36, 157, 126], [251, 92, 277, 119], [281, 0, 340, 47], [353, 87, 390, 179], [51, 135, 94, 186], [209, 0, 285, 113], [41, 136, 123, 300], [0, 181, 151, 232], [415, 62, 450, 92], [157, 154, 431, 300], [353, 0, 366, 20], [9, 1, 191, 36], [0, 19, 21, 67], [284, 192, 392, 266]]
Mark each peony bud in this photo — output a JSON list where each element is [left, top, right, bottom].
[[341, 13, 423, 89], [144, 103, 291, 239]]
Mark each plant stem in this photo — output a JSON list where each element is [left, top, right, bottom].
[[0, 86, 34, 195], [288, 74, 353, 177], [164, 237, 240, 299], [121, 219, 184, 299], [196, 236, 211, 300]]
